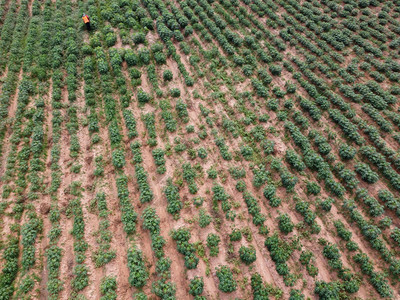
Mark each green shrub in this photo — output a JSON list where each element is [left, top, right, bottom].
[[215, 137, 232, 160], [198, 209, 211, 228], [152, 148, 166, 174], [171, 227, 199, 269], [152, 279, 176, 299], [212, 184, 229, 202], [197, 147, 207, 159], [307, 264, 319, 277], [239, 245, 256, 264], [391, 227, 400, 247], [170, 88, 181, 98], [130, 67, 141, 79], [135, 165, 153, 203], [137, 89, 150, 104], [355, 163, 379, 183], [289, 289, 305, 300], [127, 247, 148, 288], [164, 179, 182, 215], [125, 50, 139, 66], [133, 32, 146, 44], [263, 184, 281, 207], [242, 64, 254, 76], [176, 99, 189, 122], [323, 244, 341, 261], [19, 276, 34, 294], [339, 143, 357, 160], [72, 264, 89, 291], [280, 170, 298, 192], [100, 276, 117, 300], [229, 167, 246, 180], [141, 207, 160, 235], [216, 265, 237, 293], [138, 48, 150, 65], [300, 250, 313, 265], [112, 149, 125, 169], [105, 32, 117, 47], [207, 233, 220, 256], [236, 180, 246, 192], [379, 216, 392, 229], [133, 292, 147, 300], [183, 163, 197, 194], [319, 197, 334, 212], [193, 196, 204, 207], [252, 165, 269, 189], [189, 276, 204, 296], [265, 233, 294, 273], [229, 229, 242, 242], [251, 273, 269, 298], [267, 98, 279, 111], [186, 125, 194, 133], [334, 220, 352, 241], [163, 70, 173, 81], [270, 64, 282, 76], [285, 149, 305, 171], [278, 213, 294, 234], [207, 168, 217, 179], [240, 145, 254, 160], [306, 182, 321, 195], [314, 281, 341, 300], [123, 110, 138, 139]]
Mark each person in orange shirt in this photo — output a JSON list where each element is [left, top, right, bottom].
[[82, 13, 91, 30]]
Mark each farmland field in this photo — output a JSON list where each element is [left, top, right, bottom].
[[1, 0, 400, 299]]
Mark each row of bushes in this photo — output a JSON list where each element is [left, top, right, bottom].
[[93, 193, 116, 268], [45, 1, 73, 296], [171, 227, 199, 269]]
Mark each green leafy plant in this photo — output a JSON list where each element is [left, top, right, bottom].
[[112, 149, 125, 169], [163, 179, 182, 215], [198, 209, 211, 228], [127, 246, 149, 288], [355, 163, 379, 183], [239, 245, 256, 265], [100, 276, 117, 300], [171, 228, 199, 269], [152, 148, 166, 174], [189, 276, 204, 296], [306, 182, 321, 195], [230, 229, 242, 242], [137, 89, 151, 104], [216, 265, 237, 293], [170, 88, 181, 98], [163, 70, 173, 81], [278, 213, 294, 234], [207, 233, 220, 257]]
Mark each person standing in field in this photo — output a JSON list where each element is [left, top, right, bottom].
[[82, 13, 91, 30]]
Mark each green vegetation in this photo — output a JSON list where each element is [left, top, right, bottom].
[[1, 0, 400, 298]]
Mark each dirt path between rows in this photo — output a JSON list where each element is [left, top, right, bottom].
[[57, 85, 75, 300]]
